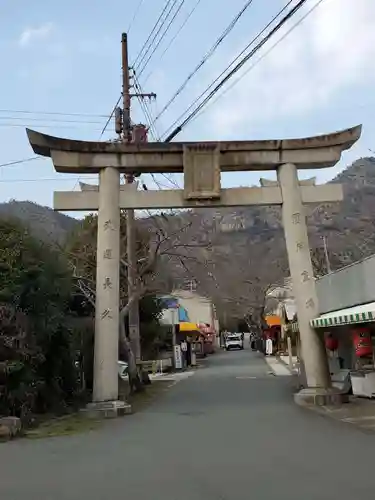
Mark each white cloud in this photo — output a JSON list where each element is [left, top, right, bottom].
[[204, 0, 375, 135], [18, 23, 54, 48]]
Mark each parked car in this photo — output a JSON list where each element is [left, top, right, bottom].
[[118, 361, 128, 380], [225, 333, 244, 351]]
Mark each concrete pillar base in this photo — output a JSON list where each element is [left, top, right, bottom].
[[82, 400, 132, 419], [294, 388, 349, 407]]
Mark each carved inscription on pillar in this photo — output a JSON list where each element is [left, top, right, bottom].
[[183, 144, 221, 200], [306, 298, 315, 309], [291, 212, 301, 224], [103, 249, 112, 259], [296, 241, 304, 252], [100, 218, 116, 323], [301, 270, 310, 282], [103, 277, 112, 289], [101, 308, 113, 320], [103, 219, 115, 231]]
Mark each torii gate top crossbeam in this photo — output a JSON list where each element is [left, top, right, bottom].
[[26, 125, 362, 174]]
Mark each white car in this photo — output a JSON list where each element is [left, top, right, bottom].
[[118, 361, 129, 380], [225, 334, 244, 351]]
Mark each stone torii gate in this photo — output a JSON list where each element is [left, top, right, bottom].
[[27, 125, 361, 412]]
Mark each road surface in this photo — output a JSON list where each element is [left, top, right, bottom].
[[1, 347, 375, 499]]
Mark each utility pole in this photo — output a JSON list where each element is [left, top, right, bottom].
[[122, 33, 131, 142], [119, 32, 156, 364], [171, 306, 178, 369], [121, 33, 140, 364]]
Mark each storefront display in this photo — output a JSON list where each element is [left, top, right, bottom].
[[352, 328, 373, 358]]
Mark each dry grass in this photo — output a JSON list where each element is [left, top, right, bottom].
[[24, 414, 102, 439], [24, 380, 172, 439], [128, 380, 172, 413]]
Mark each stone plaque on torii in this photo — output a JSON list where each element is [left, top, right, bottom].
[[27, 124, 361, 411]]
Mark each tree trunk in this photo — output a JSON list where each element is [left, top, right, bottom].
[[119, 309, 144, 393]]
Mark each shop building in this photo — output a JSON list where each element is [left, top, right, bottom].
[[293, 254, 375, 396]]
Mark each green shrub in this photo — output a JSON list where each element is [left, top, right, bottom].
[[0, 218, 80, 420]]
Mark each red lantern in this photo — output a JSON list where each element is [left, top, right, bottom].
[[352, 328, 373, 357], [325, 334, 338, 351]]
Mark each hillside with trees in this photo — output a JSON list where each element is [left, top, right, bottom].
[[1, 156, 375, 352]]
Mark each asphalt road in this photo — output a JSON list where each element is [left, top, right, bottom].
[[1, 347, 375, 499]]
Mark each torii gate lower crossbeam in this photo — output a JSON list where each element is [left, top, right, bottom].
[[53, 183, 343, 211], [27, 125, 362, 413]]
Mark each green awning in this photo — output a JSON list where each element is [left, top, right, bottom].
[[310, 302, 375, 329]]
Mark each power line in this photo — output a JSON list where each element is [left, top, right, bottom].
[[164, 0, 312, 141], [142, 0, 203, 86], [0, 123, 115, 131], [0, 176, 98, 184], [127, 0, 145, 34], [134, 0, 178, 72], [139, 98, 159, 140], [162, 0, 295, 138], [150, 173, 171, 189], [135, 0, 180, 76], [162, 0, 296, 139], [192, 0, 326, 126], [99, 94, 122, 139], [161, 172, 180, 188], [0, 108, 108, 118], [151, 172, 181, 189], [0, 156, 43, 168], [136, 0, 186, 78], [0, 115, 104, 124], [155, 0, 255, 122], [132, 0, 175, 68]]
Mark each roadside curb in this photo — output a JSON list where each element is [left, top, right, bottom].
[[275, 355, 298, 374], [149, 371, 196, 383], [295, 396, 375, 434], [262, 354, 277, 376], [264, 356, 293, 376]]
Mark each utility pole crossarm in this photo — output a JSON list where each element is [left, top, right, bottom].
[[130, 93, 156, 99]]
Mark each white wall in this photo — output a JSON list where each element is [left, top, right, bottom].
[[317, 254, 375, 313], [160, 308, 176, 325], [172, 290, 213, 326]]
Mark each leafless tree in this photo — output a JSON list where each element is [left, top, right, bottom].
[[63, 212, 208, 391], [189, 228, 289, 331]]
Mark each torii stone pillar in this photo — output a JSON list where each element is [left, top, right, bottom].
[[93, 166, 120, 403], [86, 166, 131, 416], [26, 124, 361, 408], [278, 164, 330, 393]]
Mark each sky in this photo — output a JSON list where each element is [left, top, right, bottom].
[[0, 0, 374, 213]]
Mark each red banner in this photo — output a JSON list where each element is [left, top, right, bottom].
[[352, 328, 373, 357]]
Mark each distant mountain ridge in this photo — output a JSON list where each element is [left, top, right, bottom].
[[1, 157, 375, 269], [0, 200, 78, 244]]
